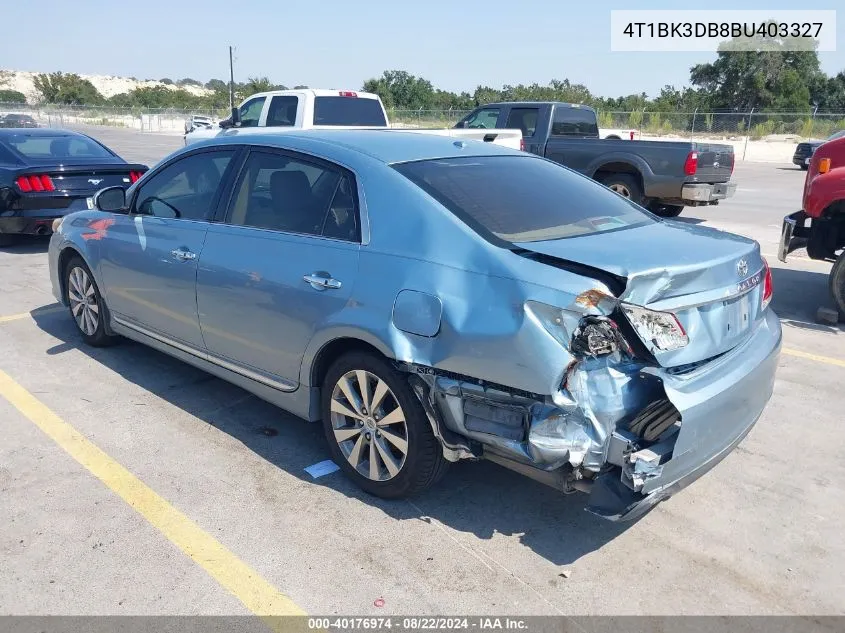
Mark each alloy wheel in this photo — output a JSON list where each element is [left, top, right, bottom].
[[329, 369, 409, 481], [68, 266, 99, 336], [609, 183, 632, 198]]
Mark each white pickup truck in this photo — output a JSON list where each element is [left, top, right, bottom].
[[184, 89, 524, 150]]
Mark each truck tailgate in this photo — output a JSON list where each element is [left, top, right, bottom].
[[692, 143, 734, 182]]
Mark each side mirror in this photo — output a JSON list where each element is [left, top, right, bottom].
[[94, 186, 126, 212], [454, 120, 467, 129], [219, 106, 241, 129]]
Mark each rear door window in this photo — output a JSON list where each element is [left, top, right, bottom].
[[266, 96, 299, 127], [393, 155, 653, 244], [505, 108, 539, 137], [226, 150, 360, 241], [551, 106, 599, 137], [312, 96, 387, 126]]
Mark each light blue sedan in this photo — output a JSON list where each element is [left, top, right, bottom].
[[48, 130, 782, 520]]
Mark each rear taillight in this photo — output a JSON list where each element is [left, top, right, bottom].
[[728, 152, 735, 175], [338, 91, 358, 97], [520, 138, 525, 151], [761, 258, 773, 310], [16, 174, 55, 192], [129, 170, 144, 183], [683, 151, 698, 176]]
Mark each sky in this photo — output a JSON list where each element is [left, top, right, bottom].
[[1, 0, 843, 99]]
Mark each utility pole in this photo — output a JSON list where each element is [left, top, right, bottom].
[[228, 45, 235, 111]]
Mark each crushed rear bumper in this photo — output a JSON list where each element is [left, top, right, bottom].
[[585, 309, 782, 521]]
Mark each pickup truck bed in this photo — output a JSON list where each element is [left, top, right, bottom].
[[455, 101, 737, 217]]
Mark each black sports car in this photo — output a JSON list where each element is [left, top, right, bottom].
[[0, 113, 40, 128], [793, 129, 845, 169], [0, 129, 147, 246]]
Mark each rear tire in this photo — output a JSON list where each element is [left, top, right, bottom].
[[64, 256, 120, 347], [321, 352, 449, 498], [828, 251, 845, 320], [599, 173, 644, 206], [649, 203, 684, 218], [800, 164, 809, 171]]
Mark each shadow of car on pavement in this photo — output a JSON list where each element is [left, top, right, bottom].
[[31, 307, 635, 567]]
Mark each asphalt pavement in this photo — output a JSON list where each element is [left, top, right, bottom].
[[1, 127, 843, 619]]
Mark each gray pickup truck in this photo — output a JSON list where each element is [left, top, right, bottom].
[[455, 102, 737, 217]]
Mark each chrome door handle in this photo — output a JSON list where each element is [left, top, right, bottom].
[[171, 248, 197, 261], [303, 273, 342, 290]]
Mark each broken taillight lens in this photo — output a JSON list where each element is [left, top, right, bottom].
[[761, 258, 773, 310], [621, 303, 689, 352]]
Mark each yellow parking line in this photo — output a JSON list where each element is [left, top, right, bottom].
[[0, 368, 306, 625], [0, 306, 64, 323], [783, 347, 845, 368]]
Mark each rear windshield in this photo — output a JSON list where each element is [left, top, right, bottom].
[[393, 156, 653, 243], [313, 96, 387, 126], [2, 134, 113, 160]]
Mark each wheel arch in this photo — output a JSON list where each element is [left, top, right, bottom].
[[57, 245, 86, 306], [305, 332, 396, 392]]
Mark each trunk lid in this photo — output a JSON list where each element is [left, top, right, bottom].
[[515, 220, 767, 368], [690, 142, 734, 182]]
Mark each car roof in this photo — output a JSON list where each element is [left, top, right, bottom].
[[480, 101, 595, 110], [196, 129, 527, 164]]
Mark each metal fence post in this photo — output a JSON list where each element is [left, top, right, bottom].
[[741, 108, 754, 162], [690, 108, 697, 140]]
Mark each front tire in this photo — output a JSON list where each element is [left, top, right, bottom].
[[64, 256, 119, 347], [828, 251, 845, 320], [321, 352, 448, 498]]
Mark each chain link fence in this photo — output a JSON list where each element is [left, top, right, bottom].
[[3, 101, 845, 162]]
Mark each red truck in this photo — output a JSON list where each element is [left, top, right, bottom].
[[779, 136, 845, 316]]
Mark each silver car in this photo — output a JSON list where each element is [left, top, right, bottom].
[[47, 131, 781, 521]]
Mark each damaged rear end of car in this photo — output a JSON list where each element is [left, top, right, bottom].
[[387, 152, 782, 521]]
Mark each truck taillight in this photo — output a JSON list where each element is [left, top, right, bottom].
[[520, 138, 525, 151], [338, 91, 358, 97], [728, 152, 735, 175], [129, 170, 144, 183], [683, 151, 698, 176], [761, 258, 773, 310], [16, 174, 55, 192]]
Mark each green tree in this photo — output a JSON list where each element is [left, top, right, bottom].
[[240, 76, 286, 98], [0, 89, 27, 103], [690, 30, 823, 111], [177, 77, 202, 87], [363, 71, 436, 110], [205, 78, 228, 91], [159, 78, 174, 85], [33, 72, 104, 105]]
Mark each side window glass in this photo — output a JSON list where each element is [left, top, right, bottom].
[[238, 97, 266, 128], [135, 150, 235, 220], [506, 108, 539, 137], [266, 96, 299, 127], [463, 108, 500, 129], [321, 175, 359, 241], [227, 151, 357, 240]]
